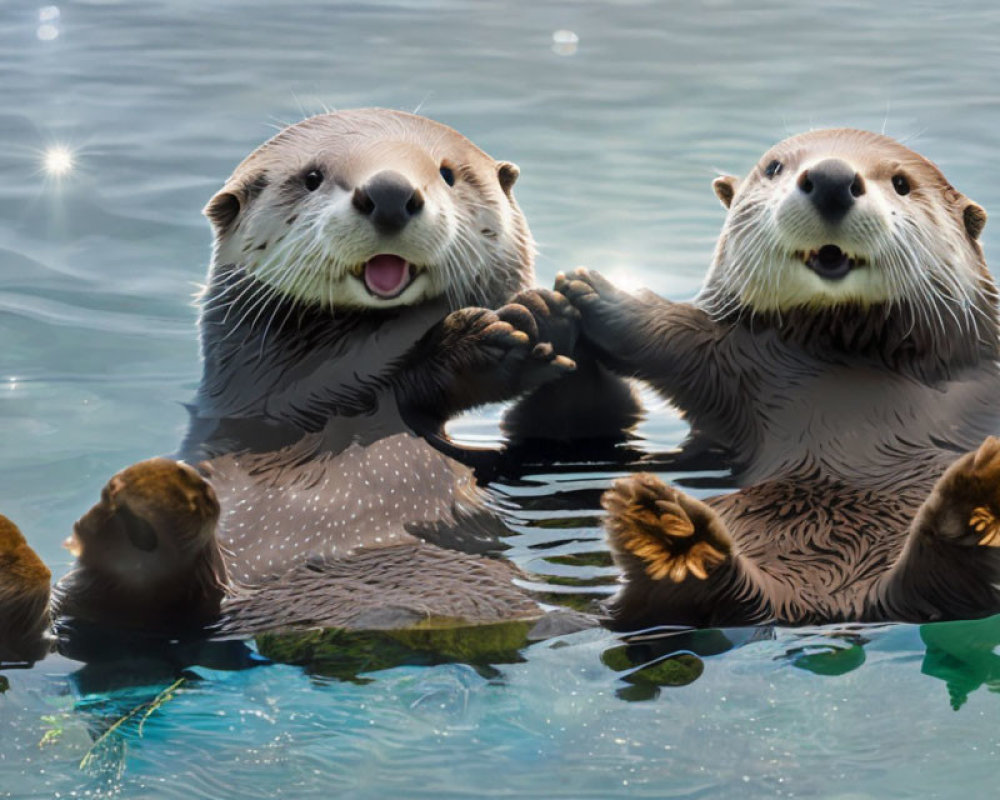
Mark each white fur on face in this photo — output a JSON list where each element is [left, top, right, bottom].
[[209, 140, 525, 312], [700, 134, 985, 335]]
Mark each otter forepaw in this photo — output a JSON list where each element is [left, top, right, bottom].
[[505, 288, 580, 357], [478, 302, 577, 386], [602, 473, 731, 582], [555, 267, 625, 310]]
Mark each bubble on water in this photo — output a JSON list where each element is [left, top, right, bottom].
[[36, 24, 59, 41], [38, 6, 60, 22], [552, 29, 579, 56]]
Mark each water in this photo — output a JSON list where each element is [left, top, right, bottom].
[[2, 0, 1000, 796]]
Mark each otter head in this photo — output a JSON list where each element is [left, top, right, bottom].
[[203, 108, 534, 312], [702, 129, 992, 331], [67, 459, 222, 590]]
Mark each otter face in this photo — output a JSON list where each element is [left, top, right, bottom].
[[203, 109, 533, 311], [68, 459, 220, 587], [703, 129, 989, 320]]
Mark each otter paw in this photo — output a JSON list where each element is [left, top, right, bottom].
[[554, 267, 646, 352], [460, 304, 576, 386], [505, 288, 580, 356], [602, 473, 731, 582], [0, 515, 51, 596], [925, 437, 1000, 548], [969, 507, 1000, 546], [69, 459, 220, 560], [963, 437, 1000, 547], [554, 267, 625, 310]]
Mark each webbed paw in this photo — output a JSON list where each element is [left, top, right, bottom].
[[923, 437, 1000, 548], [602, 473, 731, 582]]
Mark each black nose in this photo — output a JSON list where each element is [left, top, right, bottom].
[[796, 159, 866, 224], [352, 171, 424, 235]]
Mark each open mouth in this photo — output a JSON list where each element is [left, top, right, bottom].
[[794, 245, 867, 281], [359, 254, 418, 299]]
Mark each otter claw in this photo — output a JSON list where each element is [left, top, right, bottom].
[[970, 507, 1000, 546]]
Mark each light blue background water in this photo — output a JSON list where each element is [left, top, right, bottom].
[[2, 1, 1000, 797]]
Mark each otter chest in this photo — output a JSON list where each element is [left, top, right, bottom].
[[745, 359, 971, 486]]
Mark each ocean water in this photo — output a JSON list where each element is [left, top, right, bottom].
[[2, 0, 1000, 797]]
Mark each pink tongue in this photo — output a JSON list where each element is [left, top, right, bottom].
[[363, 255, 411, 298]]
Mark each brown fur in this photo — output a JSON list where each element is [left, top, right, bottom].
[[53, 459, 227, 632], [559, 129, 1000, 628], [0, 516, 52, 662], [11, 111, 583, 646]]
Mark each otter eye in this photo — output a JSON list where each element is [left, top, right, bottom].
[[439, 166, 455, 187], [892, 174, 910, 196], [764, 159, 783, 179], [304, 170, 324, 192]]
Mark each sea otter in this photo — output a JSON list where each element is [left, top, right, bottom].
[[557, 128, 1000, 628], [0, 109, 587, 659]]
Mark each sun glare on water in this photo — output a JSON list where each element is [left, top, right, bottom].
[[43, 145, 74, 177]]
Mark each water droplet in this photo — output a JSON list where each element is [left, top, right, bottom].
[[552, 29, 579, 56]]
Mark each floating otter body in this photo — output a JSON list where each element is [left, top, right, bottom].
[[558, 129, 1000, 628], [0, 109, 586, 658]]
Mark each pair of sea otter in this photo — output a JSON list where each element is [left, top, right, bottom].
[[3, 110, 1000, 664]]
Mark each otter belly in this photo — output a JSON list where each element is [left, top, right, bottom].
[[203, 432, 506, 587], [711, 481, 925, 621]]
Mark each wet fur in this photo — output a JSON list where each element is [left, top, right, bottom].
[[561, 130, 1000, 628], [0, 517, 52, 662], [129, 110, 572, 635]]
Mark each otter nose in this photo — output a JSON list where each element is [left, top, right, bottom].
[[796, 159, 866, 224], [352, 170, 424, 235]]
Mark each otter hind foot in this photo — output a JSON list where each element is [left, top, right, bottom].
[[969, 506, 1000, 547], [922, 436, 1000, 549], [0, 516, 52, 663], [963, 437, 1000, 547], [602, 474, 731, 583]]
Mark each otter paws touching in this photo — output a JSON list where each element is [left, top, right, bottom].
[[0, 109, 598, 661], [553, 268, 649, 358], [602, 474, 731, 583], [415, 288, 578, 414]]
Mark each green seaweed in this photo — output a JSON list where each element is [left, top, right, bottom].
[[78, 677, 186, 773], [789, 643, 867, 676], [255, 618, 537, 681]]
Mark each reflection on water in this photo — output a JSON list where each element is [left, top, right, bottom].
[[6, 615, 1000, 792], [5, 0, 1000, 795], [920, 615, 1000, 710]]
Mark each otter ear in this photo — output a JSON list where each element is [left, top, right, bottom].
[[964, 202, 987, 240], [497, 161, 520, 196], [713, 175, 739, 209], [203, 189, 242, 232]]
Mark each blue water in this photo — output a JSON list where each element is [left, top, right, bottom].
[[3, 0, 1000, 797]]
